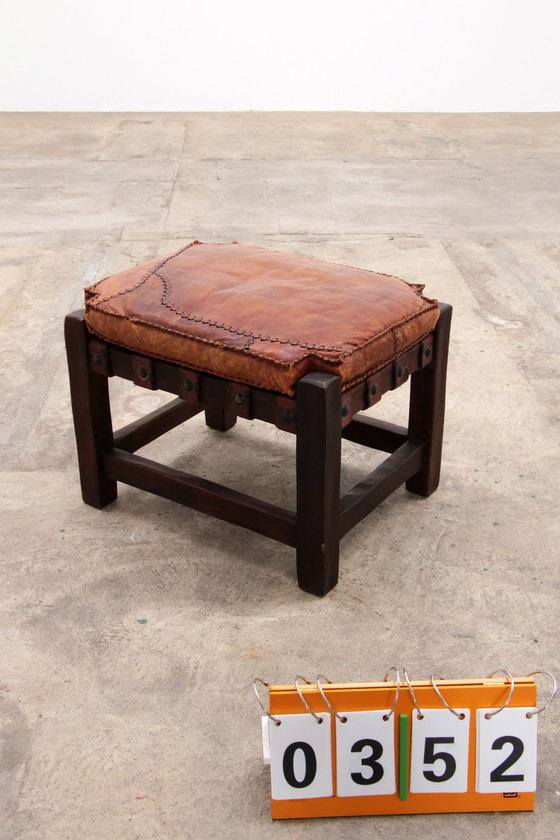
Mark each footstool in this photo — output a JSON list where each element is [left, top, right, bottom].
[[65, 241, 451, 595]]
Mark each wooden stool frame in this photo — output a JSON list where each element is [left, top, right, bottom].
[[64, 303, 451, 596]]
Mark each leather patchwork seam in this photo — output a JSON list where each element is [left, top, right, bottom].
[[157, 270, 345, 353], [85, 310, 311, 368], [85, 240, 202, 305], [86, 299, 438, 367]]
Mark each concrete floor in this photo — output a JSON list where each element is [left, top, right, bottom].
[[0, 112, 559, 839]]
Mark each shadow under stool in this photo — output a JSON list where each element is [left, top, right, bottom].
[[65, 241, 451, 596]]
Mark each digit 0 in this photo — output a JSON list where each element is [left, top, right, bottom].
[[282, 741, 317, 788]]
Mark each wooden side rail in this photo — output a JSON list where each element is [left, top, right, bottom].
[[113, 398, 203, 453], [103, 448, 298, 547], [339, 440, 424, 538], [342, 416, 409, 453]]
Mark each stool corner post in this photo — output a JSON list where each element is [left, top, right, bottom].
[[406, 302, 452, 497], [295, 372, 342, 596], [64, 310, 117, 509], [204, 405, 238, 432]]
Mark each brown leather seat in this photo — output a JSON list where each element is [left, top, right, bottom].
[[84, 241, 439, 395]]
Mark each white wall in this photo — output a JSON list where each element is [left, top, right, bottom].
[[2, 0, 559, 111]]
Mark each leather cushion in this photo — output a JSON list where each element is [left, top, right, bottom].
[[84, 241, 439, 395]]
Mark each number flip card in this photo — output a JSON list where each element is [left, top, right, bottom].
[[476, 708, 538, 794], [336, 710, 396, 797], [268, 713, 333, 800], [410, 709, 470, 793]]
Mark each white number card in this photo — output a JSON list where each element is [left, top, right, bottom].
[[476, 707, 537, 793], [268, 713, 333, 800], [409, 708, 470, 793], [335, 710, 396, 797]]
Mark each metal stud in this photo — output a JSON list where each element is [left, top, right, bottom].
[[281, 408, 294, 424]]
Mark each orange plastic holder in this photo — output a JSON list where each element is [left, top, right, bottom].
[[268, 677, 537, 819]]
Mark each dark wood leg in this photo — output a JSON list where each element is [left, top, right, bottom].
[[295, 372, 342, 596], [205, 405, 237, 431], [64, 311, 117, 508], [406, 303, 452, 497]]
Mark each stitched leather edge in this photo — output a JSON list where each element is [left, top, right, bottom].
[[85, 240, 203, 305], [86, 295, 438, 366], [85, 314, 437, 396], [85, 307, 304, 369], [86, 241, 430, 315], [157, 269, 345, 353]]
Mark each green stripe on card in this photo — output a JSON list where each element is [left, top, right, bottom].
[[399, 713, 408, 800]]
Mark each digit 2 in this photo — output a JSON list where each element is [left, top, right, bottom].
[[490, 736, 524, 783]]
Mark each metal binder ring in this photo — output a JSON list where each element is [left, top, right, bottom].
[[430, 675, 466, 719], [295, 675, 324, 723], [253, 678, 281, 726], [383, 666, 401, 719], [485, 668, 514, 718], [316, 675, 347, 722], [526, 670, 558, 718], [404, 668, 423, 719]]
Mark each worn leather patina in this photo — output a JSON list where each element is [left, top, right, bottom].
[[84, 241, 440, 395]]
